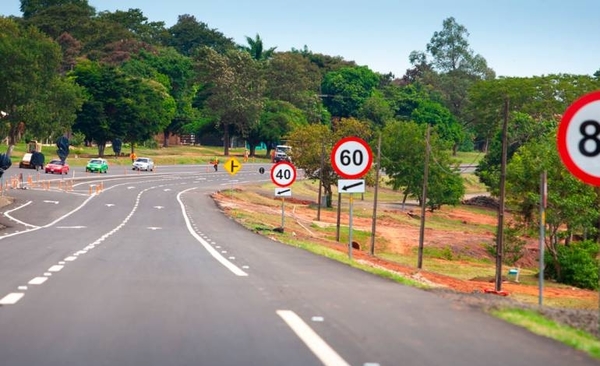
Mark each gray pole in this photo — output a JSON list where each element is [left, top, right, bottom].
[[417, 125, 431, 269], [348, 193, 354, 260], [370, 133, 382, 255], [336, 193, 342, 242], [495, 98, 510, 292], [539, 171, 546, 307], [281, 197, 285, 230]]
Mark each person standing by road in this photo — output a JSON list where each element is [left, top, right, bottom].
[[130, 152, 137, 162]]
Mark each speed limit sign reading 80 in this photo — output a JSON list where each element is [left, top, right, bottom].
[[331, 136, 373, 179], [558, 91, 600, 186], [270, 161, 296, 188]]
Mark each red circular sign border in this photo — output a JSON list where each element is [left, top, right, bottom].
[[330, 136, 373, 179], [557, 90, 600, 186], [270, 161, 297, 188]]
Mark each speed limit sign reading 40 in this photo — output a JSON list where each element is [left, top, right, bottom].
[[331, 136, 373, 179], [270, 161, 296, 187], [558, 91, 600, 186]]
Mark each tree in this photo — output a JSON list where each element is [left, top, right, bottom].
[[287, 118, 371, 207], [476, 112, 555, 195], [166, 14, 235, 56], [121, 48, 198, 147], [410, 99, 463, 153], [380, 120, 463, 210], [410, 17, 495, 148], [357, 90, 394, 128], [72, 60, 175, 156], [20, 0, 94, 19], [195, 47, 265, 156], [321, 66, 380, 118], [22, 2, 96, 41], [239, 33, 276, 61], [469, 75, 600, 152], [96, 8, 166, 44], [247, 100, 307, 157], [0, 18, 82, 147], [264, 52, 323, 122], [506, 131, 599, 285]]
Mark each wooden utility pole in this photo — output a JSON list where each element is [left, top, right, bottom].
[[316, 141, 325, 221], [370, 133, 382, 255], [495, 98, 510, 292], [417, 125, 431, 269]]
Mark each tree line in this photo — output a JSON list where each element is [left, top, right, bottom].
[[1, 0, 599, 288]]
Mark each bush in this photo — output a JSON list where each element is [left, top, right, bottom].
[[69, 132, 86, 147], [545, 240, 599, 290], [485, 223, 526, 265]]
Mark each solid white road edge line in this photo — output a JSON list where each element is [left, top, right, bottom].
[[176, 187, 248, 277], [276, 310, 350, 366]]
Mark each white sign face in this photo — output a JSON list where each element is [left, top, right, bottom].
[[558, 91, 600, 186], [270, 161, 296, 187], [331, 137, 373, 179], [274, 188, 292, 197], [337, 179, 365, 194]]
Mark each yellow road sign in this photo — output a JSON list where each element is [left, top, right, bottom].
[[224, 157, 242, 175]]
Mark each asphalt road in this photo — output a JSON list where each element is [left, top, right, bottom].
[[0, 164, 596, 366]]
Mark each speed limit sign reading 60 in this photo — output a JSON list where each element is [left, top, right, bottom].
[[270, 161, 296, 187], [331, 136, 373, 179], [558, 91, 600, 186]]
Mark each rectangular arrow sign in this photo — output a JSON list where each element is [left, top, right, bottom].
[[275, 188, 292, 197], [337, 179, 365, 193]]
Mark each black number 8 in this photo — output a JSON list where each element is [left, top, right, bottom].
[[579, 120, 600, 157]]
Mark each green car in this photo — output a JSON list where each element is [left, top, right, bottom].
[[86, 158, 108, 173]]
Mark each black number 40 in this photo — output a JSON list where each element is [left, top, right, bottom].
[[276, 169, 291, 180], [579, 120, 600, 157]]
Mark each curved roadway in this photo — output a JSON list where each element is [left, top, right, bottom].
[[0, 164, 595, 366]]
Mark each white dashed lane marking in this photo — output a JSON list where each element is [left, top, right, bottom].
[[48, 265, 64, 272], [28, 277, 48, 285], [0, 293, 24, 305]]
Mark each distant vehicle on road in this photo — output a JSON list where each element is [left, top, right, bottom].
[[86, 158, 108, 173], [44, 160, 69, 174], [132, 157, 154, 171], [274, 145, 292, 163]]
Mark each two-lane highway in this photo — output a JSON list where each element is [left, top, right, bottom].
[[0, 166, 596, 365]]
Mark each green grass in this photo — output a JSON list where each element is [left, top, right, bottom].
[[491, 308, 600, 359], [454, 151, 485, 165], [6, 142, 270, 167], [262, 234, 427, 289]]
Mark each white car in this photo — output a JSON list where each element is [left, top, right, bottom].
[[132, 157, 155, 171]]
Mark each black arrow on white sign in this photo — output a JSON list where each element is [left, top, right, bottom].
[[342, 181, 364, 191], [276, 188, 291, 195]]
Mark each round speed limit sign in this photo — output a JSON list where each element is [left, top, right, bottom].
[[558, 91, 600, 186], [270, 161, 296, 187], [331, 136, 373, 179]]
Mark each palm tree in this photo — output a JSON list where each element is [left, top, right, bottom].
[[239, 34, 276, 61]]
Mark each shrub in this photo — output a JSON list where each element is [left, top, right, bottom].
[[485, 223, 526, 265], [69, 132, 86, 147], [545, 240, 599, 290]]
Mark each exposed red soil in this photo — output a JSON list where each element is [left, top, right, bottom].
[[213, 191, 598, 305]]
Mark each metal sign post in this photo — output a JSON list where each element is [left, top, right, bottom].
[[348, 194, 354, 260], [271, 163, 297, 233], [331, 137, 372, 260]]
